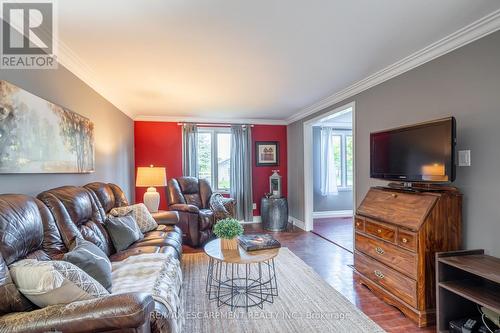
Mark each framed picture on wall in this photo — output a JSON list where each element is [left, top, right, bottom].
[[255, 141, 279, 166], [0, 80, 95, 174]]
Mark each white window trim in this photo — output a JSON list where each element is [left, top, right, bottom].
[[197, 127, 231, 193], [331, 129, 353, 191]]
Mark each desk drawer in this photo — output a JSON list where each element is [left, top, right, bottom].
[[355, 216, 365, 231], [365, 219, 396, 242], [355, 232, 417, 278], [355, 251, 417, 308], [398, 229, 417, 252]]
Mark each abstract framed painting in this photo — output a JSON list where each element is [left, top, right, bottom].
[[255, 141, 279, 167], [0, 80, 94, 173]]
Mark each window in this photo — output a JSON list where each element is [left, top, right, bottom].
[[332, 130, 353, 190], [197, 128, 231, 192]]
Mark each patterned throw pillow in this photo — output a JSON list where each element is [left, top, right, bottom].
[[105, 213, 144, 252], [110, 203, 158, 233], [9, 259, 109, 308], [63, 238, 113, 291]]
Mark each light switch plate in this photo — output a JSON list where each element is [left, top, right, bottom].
[[458, 150, 471, 167], [252, 203, 257, 210]]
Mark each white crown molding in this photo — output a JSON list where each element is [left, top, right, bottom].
[[286, 9, 500, 124], [56, 40, 134, 119], [133, 115, 288, 125]]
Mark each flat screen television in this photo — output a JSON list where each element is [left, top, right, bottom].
[[370, 117, 456, 183]]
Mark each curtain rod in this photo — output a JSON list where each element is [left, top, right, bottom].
[[177, 122, 254, 127]]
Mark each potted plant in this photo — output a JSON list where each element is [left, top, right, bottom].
[[213, 218, 244, 250]]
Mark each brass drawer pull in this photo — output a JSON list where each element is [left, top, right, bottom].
[[375, 247, 385, 255], [356, 222, 360, 227], [391, 193, 398, 198], [402, 238, 408, 243], [377, 229, 382, 233], [374, 270, 385, 279]]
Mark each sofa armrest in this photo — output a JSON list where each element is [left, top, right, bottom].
[[170, 204, 200, 214], [0, 293, 154, 333], [151, 210, 179, 225]]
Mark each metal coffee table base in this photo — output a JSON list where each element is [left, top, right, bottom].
[[205, 257, 278, 311]]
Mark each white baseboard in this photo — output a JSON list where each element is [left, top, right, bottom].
[[312, 210, 353, 218], [239, 216, 262, 224], [289, 216, 306, 231], [242, 215, 307, 231]]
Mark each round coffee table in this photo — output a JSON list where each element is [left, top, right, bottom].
[[204, 239, 279, 311]]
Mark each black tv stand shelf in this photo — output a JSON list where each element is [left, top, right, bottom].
[[436, 249, 500, 332]]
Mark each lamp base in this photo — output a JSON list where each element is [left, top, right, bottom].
[[143, 187, 160, 213]]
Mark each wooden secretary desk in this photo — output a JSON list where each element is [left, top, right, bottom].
[[354, 185, 462, 327]]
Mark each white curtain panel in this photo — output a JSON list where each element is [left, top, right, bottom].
[[182, 123, 199, 177], [230, 125, 253, 221], [319, 127, 339, 196]]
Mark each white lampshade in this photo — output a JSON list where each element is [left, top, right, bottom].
[[136, 166, 167, 187], [136, 166, 167, 213]]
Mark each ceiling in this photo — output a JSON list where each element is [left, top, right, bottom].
[[57, 1, 500, 122]]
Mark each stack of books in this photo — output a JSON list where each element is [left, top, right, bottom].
[[238, 234, 281, 251]]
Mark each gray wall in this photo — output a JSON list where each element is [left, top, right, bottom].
[[0, 66, 135, 200], [288, 31, 500, 256], [313, 127, 353, 212]]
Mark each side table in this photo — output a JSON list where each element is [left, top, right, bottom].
[[204, 239, 279, 311], [261, 197, 288, 231]]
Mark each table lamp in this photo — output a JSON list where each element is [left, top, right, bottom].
[[136, 165, 167, 213]]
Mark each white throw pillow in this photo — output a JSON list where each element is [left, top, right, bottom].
[[9, 259, 109, 308], [110, 203, 158, 233]]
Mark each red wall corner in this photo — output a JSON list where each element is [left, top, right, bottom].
[[134, 121, 183, 210], [251, 125, 288, 216]]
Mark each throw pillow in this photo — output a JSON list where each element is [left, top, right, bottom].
[[63, 238, 113, 291], [110, 203, 158, 233], [105, 213, 144, 252], [9, 259, 109, 308]]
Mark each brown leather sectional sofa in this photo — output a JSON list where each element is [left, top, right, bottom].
[[0, 182, 182, 333]]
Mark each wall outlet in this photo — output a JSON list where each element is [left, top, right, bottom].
[[252, 203, 257, 210], [458, 150, 471, 167]]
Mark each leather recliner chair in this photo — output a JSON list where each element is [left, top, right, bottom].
[[166, 177, 235, 247]]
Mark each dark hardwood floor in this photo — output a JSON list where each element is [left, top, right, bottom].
[[313, 217, 354, 252], [184, 223, 436, 333]]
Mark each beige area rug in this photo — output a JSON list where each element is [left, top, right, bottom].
[[182, 248, 385, 333]]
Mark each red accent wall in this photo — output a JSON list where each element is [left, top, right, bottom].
[[134, 121, 183, 210], [251, 125, 287, 216], [134, 122, 287, 216]]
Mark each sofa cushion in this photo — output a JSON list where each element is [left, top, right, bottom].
[[0, 194, 67, 262], [105, 214, 144, 252], [84, 182, 130, 216], [109, 246, 177, 262], [63, 238, 113, 291], [0, 255, 33, 315], [38, 186, 115, 257], [9, 259, 109, 308], [110, 203, 158, 233]]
